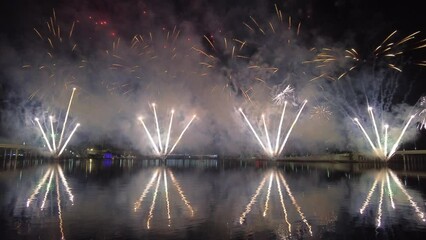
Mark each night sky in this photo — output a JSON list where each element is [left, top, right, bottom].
[[0, 0, 425, 155]]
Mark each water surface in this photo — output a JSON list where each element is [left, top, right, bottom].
[[1, 158, 426, 239]]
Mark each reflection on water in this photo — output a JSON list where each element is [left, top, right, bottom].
[[358, 168, 425, 228], [238, 169, 312, 238], [133, 168, 194, 229], [1, 158, 426, 239]]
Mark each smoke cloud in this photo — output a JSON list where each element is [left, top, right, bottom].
[[0, 0, 424, 156]]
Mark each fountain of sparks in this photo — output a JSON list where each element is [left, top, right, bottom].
[[359, 168, 425, 228], [138, 103, 196, 157], [26, 164, 75, 239], [34, 88, 81, 157], [416, 96, 426, 130], [134, 168, 194, 229], [239, 169, 313, 237], [238, 100, 308, 158], [353, 106, 415, 161]]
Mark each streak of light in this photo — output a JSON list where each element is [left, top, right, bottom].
[[278, 100, 308, 155], [239, 174, 268, 224], [152, 103, 163, 152], [275, 102, 287, 154], [169, 170, 194, 216], [278, 172, 312, 236], [239, 108, 269, 155], [386, 172, 395, 209], [50, 116, 57, 152], [27, 168, 52, 207], [35, 118, 53, 153], [164, 110, 174, 154], [360, 174, 380, 214], [58, 123, 80, 156], [387, 115, 415, 158], [376, 179, 385, 227], [354, 118, 381, 158], [389, 170, 425, 222], [57, 165, 74, 204], [58, 88, 76, 149], [263, 172, 274, 217], [276, 174, 291, 235], [138, 117, 160, 155], [368, 106, 382, 150], [134, 169, 159, 211], [41, 170, 55, 209], [164, 169, 171, 227], [56, 173, 65, 240], [168, 115, 196, 155], [147, 172, 162, 229], [262, 114, 273, 156]]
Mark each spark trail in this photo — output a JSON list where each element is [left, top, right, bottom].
[[138, 103, 196, 157], [353, 106, 415, 160], [34, 88, 80, 157], [239, 100, 307, 158]]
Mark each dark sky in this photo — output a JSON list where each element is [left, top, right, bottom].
[[0, 0, 425, 153], [1, 0, 425, 41]]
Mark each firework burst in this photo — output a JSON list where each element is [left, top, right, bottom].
[[415, 96, 426, 130], [306, 30, 426, 81], [353, 106, 415, 161], [34, 88, 80, 157], [192, 34, 251, 100], [272, 84, 295, 105], [23, 9, 86, 101], [239, 99, 307, 158], [103, 27, 191, 98], [138, 103, 196, 157], [310, 105, 332, 120]]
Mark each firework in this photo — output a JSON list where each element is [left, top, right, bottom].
[[359, 169, 425, 227], [138, 103, 196, 157], [306, 31, 426, 81], [310, 105, 332, 120], [34, 88, 81, 157], [272, 85, 295, 105], [134, 168, 194, 229], [103, 27, 188, 97], [23, 9, 86, 101], [238, 4, 306, 102], [192, 34, 251, 100], [239, 169, 312, 236], [415, 96, 426, 130], [353, 106, 415, 161], [239, 100, 307, 158]]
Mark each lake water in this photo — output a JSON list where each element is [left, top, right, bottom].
[[1, 158, 426, 239]]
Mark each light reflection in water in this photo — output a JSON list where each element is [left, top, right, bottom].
[[134, 167, 195, 229], [147, 171, 161, 229], [389, 170, 426, 222], [25, 164, 75, 239], [238, 169, 313, 237], [359, 168, 426, 227], [26, 168, 52, 207]]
